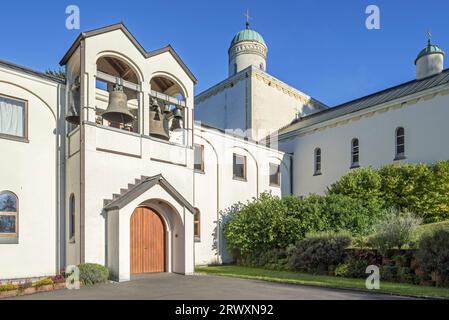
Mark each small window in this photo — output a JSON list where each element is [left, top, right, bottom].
[[233, 154, 247, 181], [269, 163, 281, 187], [234, 63, 238, 75], [0, 94, 27, 141], [395, 127, 406, 160], [351, 138, 360, 168], [194, 144, 205, 173], [0, 191, 18, 239], [260, 63, 265, 71], [194, 209, 201, 242], [314, 148, 322, 176], [69, 194, 76, 243]]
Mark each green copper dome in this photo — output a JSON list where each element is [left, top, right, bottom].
[[415, 41, 445, 64], [230, 27, 266, 49]]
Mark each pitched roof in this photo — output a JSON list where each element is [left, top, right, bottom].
[[59, 23, 197, 84], [0, 59, 65, 84], [279, 68, 449, 138], [103, 174, 195, 213]]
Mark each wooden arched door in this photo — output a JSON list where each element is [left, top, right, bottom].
[[130, 207, 166, 274]]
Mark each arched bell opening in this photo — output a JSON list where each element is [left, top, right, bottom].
[[149, 76, 187, 143], [95, 56, 141, 133], [65, 59, 81, 129]]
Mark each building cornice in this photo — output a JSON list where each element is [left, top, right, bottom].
[[195, 66, 328, 110], [279, 83, 449, 141]]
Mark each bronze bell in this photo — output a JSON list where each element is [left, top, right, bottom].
[[102, 85, 134, 124], [149, 98, 170, 140], [173, 108, 183, 120], [170, 108, 184, 131], [65, 87, 80, 125]]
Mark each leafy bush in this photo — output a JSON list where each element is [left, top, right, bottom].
[[224, 193, 386, 260], [32, 278, 54, 287], [329, 161, 449, 223], [78, 263, 109, 285], [328, 167, 384, 208], [321, 194, 386, 235], [369, 212, 422, 253], [416, 229, 449, 287], [0, 284, 18, 292], [290, 232, 352, 274]]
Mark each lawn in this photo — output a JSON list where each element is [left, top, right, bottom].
[[196, 265, 449, 299]]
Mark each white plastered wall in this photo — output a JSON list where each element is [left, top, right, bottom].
[[0, 66, 62, 279], [193, 124, 290, 265], [288, 86, 449, 197]]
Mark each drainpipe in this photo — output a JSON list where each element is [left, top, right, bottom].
[[79, 39, 86, 264]]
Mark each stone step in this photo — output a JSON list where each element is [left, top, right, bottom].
[[112, 194, 120, 200], [120, 188, 128, 195]]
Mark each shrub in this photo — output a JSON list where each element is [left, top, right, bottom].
[[290, 232, 352, 274], [224, 193, 306, 257], [32, 278, 54, 287], [416, 229, 449, 287], [369, 212, 422, 253], [0, 284, 18, 292], [224, 193, 386, 260], [329, 161, 449, 223], [78, 263, 109, 285], [334, 263, 349, 277], [327, 167, 384, 208], [321, 194, 387, 235]]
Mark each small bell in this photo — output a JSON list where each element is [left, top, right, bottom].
[[170, 118, 182, 131], [102, 85, 134, 124], [65, 104, 80, 125], [162, 103, 171, 114], [173, 108, 183, 120], [149, 98, 170, 140], [65, 87, 80, 125]]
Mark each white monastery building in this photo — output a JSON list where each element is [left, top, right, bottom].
[[1, 21, 448, 282]]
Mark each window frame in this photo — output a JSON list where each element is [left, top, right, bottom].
[[395, 127, 406, 160], [0, 191, 19, 244], [194, 209, 201, 242], [269, 163, 281, 187], [194, 144, 205, 173], [314, 148, 322, 176], [351, 138, 360, 169], [233, 153, 247, 181], [0, 93, 29, 143], [69, 194, 76, 243]]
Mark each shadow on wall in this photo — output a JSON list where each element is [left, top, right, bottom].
[[213, 203, 245, 264]]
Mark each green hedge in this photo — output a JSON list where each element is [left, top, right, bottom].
[[328, 161, 449, 223], [223, 193, 386, 258]]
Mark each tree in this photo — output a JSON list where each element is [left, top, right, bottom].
[[45, 68, 66, 81]]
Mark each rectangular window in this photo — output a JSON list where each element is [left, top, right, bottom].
[[269, 163, 281, 187], [233, 154, 247, 181], [0, 94, 27, 141], [194, 144, 205, 173], [194, 210, 201, 242]]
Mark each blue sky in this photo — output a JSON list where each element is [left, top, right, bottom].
[[1, 0, 448, 106]]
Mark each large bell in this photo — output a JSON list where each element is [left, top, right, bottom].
[[102, 85, 134, 124], [65, 87, 80, 125], [149, 110, 170, 141]]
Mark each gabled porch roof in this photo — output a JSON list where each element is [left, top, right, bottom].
[[103, 174, 195, 213]]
